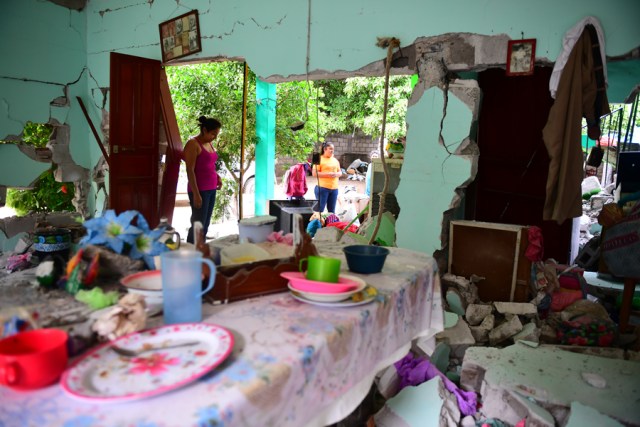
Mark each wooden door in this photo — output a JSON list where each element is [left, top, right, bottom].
[[109, 52, 161, 227], [159, 68, 183, 224], [468, 67, 572, 263]]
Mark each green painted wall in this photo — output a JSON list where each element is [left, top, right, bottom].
[[396, 88, 474, 254], [0, 146, 50, 188], [2, 0, 639, 255], [0, 0, 95, 209]]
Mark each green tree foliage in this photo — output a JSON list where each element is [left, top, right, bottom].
[[7, 169, 75, 216], [166, 62, 322, 183], [317, 76, 412, 141], [601, 102, 640, 142], [21, 122, 54, 148], [166, 61, 327, 221], [165, 62, 412, 221], [0, 121, 53, 147]]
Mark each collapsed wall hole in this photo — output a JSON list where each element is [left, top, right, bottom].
[[0, 121, 90, 220]]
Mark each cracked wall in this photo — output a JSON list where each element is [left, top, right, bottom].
[[2, 0, 639, 257]]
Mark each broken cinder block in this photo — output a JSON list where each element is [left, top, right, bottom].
[[488, 315, 523, 346], [465, 303, 493, 326], [512, 321, 540, 344], [469, 314, 495, 344], [460, 344, 640, 426], [494, 301, 537, 316], [436, 314, 476, 359]]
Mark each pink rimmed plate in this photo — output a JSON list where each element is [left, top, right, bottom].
[[280, 271, 361, 294], [287, 274, 367, 302], [61, 323, 233, 403]]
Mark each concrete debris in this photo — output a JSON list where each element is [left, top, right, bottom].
[[429, 342, 451, 374], [460, 343, 640, 426], [376, 364, 401, 400], [459, 415, 476, 427], [469, 314, 494, 343], [581, 372, 607, 389], [436, 314, 475, 359], [313, 226, 343, 242], [465, 303, 493, 326], [540, 323, 558, 344], [565, 401, 624, 427], [493, 301, 537, 316], [488, 315, 523, 346], [374, 377, 460, 427], [13, 236, 33, 254], [442, 273, 479, 307], [511, 321, 540, 344], [445, 288, 466, 316]]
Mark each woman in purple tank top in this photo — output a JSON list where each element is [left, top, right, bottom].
[[184, 116, 222, 243]]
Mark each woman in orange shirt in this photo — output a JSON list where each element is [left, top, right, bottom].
[[312, 142, 341, 214]]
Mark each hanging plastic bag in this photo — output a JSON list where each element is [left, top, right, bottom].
[[586, 138, 604, 168]]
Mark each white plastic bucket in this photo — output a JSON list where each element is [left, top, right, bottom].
[[238, 215, 277, 243]]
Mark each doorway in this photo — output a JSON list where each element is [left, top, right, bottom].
[[467, 66, 572, 263]]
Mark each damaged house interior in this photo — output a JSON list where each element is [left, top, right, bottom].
[[1, 0, 639, 426]]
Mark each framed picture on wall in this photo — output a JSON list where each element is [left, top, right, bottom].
[[159, 10, 201, 63], [506, 39, 536, 76]]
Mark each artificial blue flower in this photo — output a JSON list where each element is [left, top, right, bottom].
[[127, 213, 169, 269], [80, 210, 142, 254]]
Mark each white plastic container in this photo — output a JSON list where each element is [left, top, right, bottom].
[[238, 215, 277, 243]]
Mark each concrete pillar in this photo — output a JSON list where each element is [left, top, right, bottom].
[[255, 79, 276, 216]]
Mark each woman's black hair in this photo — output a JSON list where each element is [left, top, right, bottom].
[[198, 116, 222, 132], [321, 141, 333, 152]]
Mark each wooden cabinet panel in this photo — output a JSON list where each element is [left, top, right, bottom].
[[449, 220, 531, 302]]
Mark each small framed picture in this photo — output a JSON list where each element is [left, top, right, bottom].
[[159, 10, 201, 63], [506, 39, 536, 76]]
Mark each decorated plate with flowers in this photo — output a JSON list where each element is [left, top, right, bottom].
[[61, 323, 233, 403]]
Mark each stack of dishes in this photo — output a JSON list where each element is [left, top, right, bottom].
[[280, 272, 377, 307]]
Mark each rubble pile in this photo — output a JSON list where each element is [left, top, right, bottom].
[[578, 176, 615, 248], [421, 272, 639, 426]]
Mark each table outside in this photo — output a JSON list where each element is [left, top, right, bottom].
[[0, 246, 443, 427]]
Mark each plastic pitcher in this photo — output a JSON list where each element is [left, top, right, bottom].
[[161, 250, 216, 324]]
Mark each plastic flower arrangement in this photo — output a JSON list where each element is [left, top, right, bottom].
[[80, 210, 169, 269]]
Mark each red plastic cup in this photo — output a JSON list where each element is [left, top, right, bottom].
[[0, 328, 68, 390]]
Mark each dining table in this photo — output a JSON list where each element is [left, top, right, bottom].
[[0, 244, 443, 427]]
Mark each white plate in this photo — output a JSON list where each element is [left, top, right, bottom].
[[61, 323, 233, 403], [290, 289, 377, 307], [286, 274, 366, 302]]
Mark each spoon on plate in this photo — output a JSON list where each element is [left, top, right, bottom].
[[109, 340, 200, 357]]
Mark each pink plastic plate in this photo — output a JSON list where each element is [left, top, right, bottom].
[[280, 271, 360, 294], [287, 274, 367, 303], [61, 323, 233, 403]]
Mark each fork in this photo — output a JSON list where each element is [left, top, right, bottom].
[[109, 340, 200, 357]]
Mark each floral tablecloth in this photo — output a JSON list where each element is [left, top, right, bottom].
[[0, 246, 442, 427]]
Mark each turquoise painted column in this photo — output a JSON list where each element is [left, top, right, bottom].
[[255, 79, 276, 216]]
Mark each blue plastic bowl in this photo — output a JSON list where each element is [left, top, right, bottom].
[[343, 245, 390, 274]]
